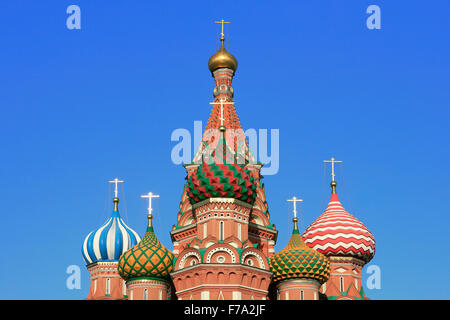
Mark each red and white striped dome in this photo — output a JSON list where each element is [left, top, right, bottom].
[[302, 192, 375, 263]]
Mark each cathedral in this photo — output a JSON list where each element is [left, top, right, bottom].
[[81, 24, 376, 301]]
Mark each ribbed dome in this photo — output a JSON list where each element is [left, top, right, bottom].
[[118, 217, 174, 281], [186, 163, 257, 204], [82, 198, 141, 265], [269, 219, 330, 284], [302, 191, 376, 263], [208, 38, 238, 74]]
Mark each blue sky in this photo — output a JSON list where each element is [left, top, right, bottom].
[[0, 1, 449, 299]]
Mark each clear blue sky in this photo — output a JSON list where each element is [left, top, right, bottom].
[[0, 1, 448, 300]]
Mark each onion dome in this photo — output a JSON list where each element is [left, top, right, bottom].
[[208, 37, 238, 74], [269, 218, 330, 284], [186, 162, 257, 204], [118, 215, 174, 281], [302, 181, 376, 263], [82, 197, 141, 265]]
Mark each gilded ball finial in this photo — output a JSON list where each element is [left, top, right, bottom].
[[292, 217, 299, 230], [113, 197, 119, 211], [147, 214, 153, 227], [330, 181, 337, 194]]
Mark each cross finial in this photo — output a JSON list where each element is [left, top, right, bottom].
[[287, 196, 303, 219], [141, 192, 160, 220], [215, 19, 230, 39], [323, 157, 343, 182], [108, 178, 124, 198], [209, 99, 234, 131], [287, 196, 303, 231]]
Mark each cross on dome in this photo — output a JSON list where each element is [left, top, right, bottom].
[[323, 157, 342, 182], [209, 99, 234, 130], [215, 19, 230, 39], [141, 192, 160, 218], [287, 196, 303, 231], [108, 178, 124, 198], [287, 196, 303, 219]]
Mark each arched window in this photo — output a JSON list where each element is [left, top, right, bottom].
[[300, 290, 304, 300], [203, 223, 207, 239], [144, 288, 148, 300], [122, 280, 127, 296], [340, 277, 344, 292]]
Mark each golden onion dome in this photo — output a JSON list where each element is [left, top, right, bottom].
[[208, 37, 238, 74]]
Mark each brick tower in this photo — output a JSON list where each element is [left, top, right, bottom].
[[170, 25, 277, 300]]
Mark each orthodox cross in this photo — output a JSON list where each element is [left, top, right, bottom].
[[287, 196, 303, 219], [141, 192, 160, 217], [215, 19, 230, 38], [209, 99, 234, 128], [323, 157, 343, 182], [108, 178, 124, 198]]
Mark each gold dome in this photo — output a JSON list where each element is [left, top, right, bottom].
[[208, 37, 238, 74]]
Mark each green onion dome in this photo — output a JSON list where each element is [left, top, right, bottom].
[[186, 163, 257, 205], [118, 216, 174, 281], [269, 218, 330, 284]]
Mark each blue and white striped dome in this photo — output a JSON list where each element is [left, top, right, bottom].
[[82, 199, 141, 265]]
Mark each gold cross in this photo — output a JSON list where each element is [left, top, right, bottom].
[[323, 157, 343, 182], [215, 19, 230, 38]]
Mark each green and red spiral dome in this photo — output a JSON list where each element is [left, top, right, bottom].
[[187, 163, 257, 204]]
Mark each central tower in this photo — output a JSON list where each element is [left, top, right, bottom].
[[169, 22, 277, 300]]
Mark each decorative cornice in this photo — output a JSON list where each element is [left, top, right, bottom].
[[170, 263, 273, 276], [248, 222, 278, 241], [329, 256, 365, 266], [86, 261, 119, 270], [170, 223, 198, 241], [193, 197, 253, 210]]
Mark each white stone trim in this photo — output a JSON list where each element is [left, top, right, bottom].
[[205, 247, 237, 263], [179, 251, 202, 269]]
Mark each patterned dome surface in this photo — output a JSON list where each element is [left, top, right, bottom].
[[269, 223, 330, 284], [118, 224, 174, 280], [187, 163, 257, 204], [302, 193, 376, 263], [82, 209, 141, 265]]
